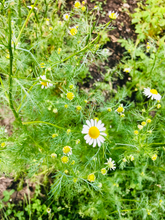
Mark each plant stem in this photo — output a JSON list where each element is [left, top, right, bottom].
[[8, 9, 22, 125]]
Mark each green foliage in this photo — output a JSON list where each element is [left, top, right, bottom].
[[0, 0, 165, 220], [131, 0, 165, 41]]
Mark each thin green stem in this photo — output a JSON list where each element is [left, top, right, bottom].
[[0, 76, 9, 102], [22, 121, 65, 130], [8, 10, 22, 125], [15, 0, 38, 46], [17, 82, 37, 113]]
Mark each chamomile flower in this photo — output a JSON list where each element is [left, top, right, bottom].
[[82, 119, 107, 147], [115, 104, 124, 114], [87, 173, 96, 182], [141, 121, 146, 126], [134, 130, 139, 135], [63, 146, 72, 156], [74, 1, 81, 8], [81, 6, 86, 11], [1, 142, 5, 148], [40, 62, 45, 68], [143, 88, 161, 101], [69, 27, 78, 36], [47, 208, 51, 213], [107, 107, 112, 112], [46, 18, 49, 25], [39, 75, 53, 89], [138, 125, 143, 130], [27, 5, 38, 10], [76, 105, 82, 111], [66, 92, 74, 100], [101, 168, 107, 175], [51, 153, 57, 158], [108, 11, 118, 20], [76, 139, 80, 144], [61, 156, 69, 163], [58, 48, 61, 54], [52, 133, 58, 138], [157, 104, 161, 109], [105, 158, 116, 170], [152, 154, 157, 161], [49, 27, 53, 31], [63, 13, 70, 21], [124, 68, 131, 73], [146, 119, 151, 123]]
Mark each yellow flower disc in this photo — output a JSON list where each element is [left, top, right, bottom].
[[70, 28, 78, 36], [88, 126, 100, 139], [150, 89, 158, 95], [41, 82, 47, 86], [87, 173, 96, 182], [66, 92, 74, 100], [61, 156, 69, 163], [109, 13, 117, 19], [74, 1, 80, 8], [63, 146, 71, 154], [117, 106, 124, 113]]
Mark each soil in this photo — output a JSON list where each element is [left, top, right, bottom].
[[0, 0, 140, 206]]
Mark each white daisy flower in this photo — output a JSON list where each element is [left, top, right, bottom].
[[124, 68, 131, 73], [63, 13, 70, 21], [82, 119, 107, 147], [108, 11, 119, 20], [105, 158, 116, 170], [27, 5, 38, 10], [143, 88, 161, 101], [39, 75, 53, 89]]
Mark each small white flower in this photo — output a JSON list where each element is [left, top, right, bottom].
[[39, 75, 53, 89], [143, 88, 161, 101], [82, 119, 107, 147], [105, 158, 116, 170], [47, 208, 51, 213], [124, 68, 131, 73], [115, 104, 125, 114], [138, 125, 143, 130], [108, 11, 118, 20], [63, 13, 70, 21], [27, 5, 38, 10]]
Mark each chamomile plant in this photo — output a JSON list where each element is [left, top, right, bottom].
[[0, 1, 165, 220]]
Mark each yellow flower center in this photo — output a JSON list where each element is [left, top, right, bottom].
[[134, 130, 139, 135], [1, 142, 5, 148], [75, 2, 80, 8], [87, 173, 95, 182], [117, 106, 124, 113], [66, 92, 74, 100], [101, 168, 107, 175], [152, 154, 157, 161], [88, 126, 100, 139], [63, 146, 71, 154], [65, 15, 69, 19], [108, 161, 113, 168], [150, 89, 158, 95], [61, 156, 69, 163], [41, 82, 47, 86], [109, 13, 117, 19], [70, 28, 77, 36]]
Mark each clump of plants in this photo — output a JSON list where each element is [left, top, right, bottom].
[[0, 1, 165, 219]]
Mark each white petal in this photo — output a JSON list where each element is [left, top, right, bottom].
[[83, 125, 90, 130], [41, 85, 44, 89], [97, 120, 102, 127], [99, 136, 105, 143], [84, 134, 89, 140], [95, 119, 97, 127], [99, 127, 106, 131], [82, 129, 88, 134], [86, 120, 91, 127], [97, 138, 101, 147], [89, 138, 94, 145], [97, 123, 104, 129], [100, 132, 107, 136], [86, 136, 91, 144], [93, 139, 97, 147], [91, 119, 94, 127]]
